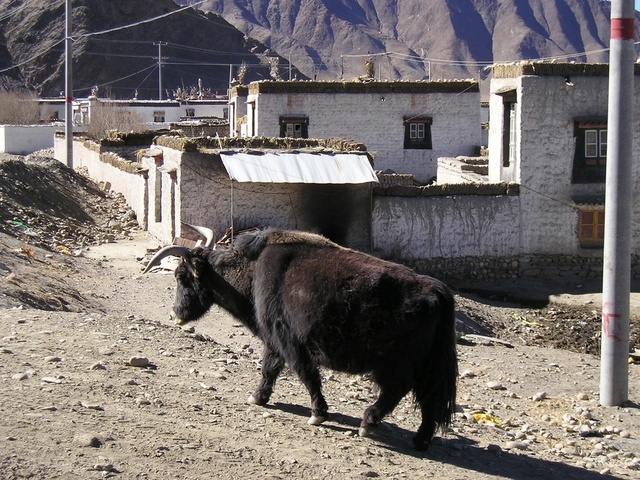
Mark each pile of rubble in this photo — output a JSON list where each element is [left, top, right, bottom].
[[0, 150, 139, 253]]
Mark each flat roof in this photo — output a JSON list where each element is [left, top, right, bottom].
[[492, 62, 640, 78], [245, 80, 479, 95]]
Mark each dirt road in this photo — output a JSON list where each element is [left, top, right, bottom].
[[0, 232, 638, 479]]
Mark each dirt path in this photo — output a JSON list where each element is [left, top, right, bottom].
[[1, 233, 639, 479]]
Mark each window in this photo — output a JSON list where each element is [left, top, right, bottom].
[[497, 90, 517, 167], [185, 107, 195, 117], [579, 209, 604, 248], [572, 119, 607, 183], [153, 110, 165, 123], [403, 116, 432, 149], [279, 116, 308, 138]]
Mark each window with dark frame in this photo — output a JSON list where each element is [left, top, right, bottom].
[[578, 209, 605, 248], [497, 90, 517, 167], [279, 116, 309, 138], [185, 107, 195, 117], [572, 118, 607, 183], [153, 110, 165, 123], [403, 115, 432, 149]]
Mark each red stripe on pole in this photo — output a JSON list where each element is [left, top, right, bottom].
[[66, 97, 73, 103], [611, 18, 635, 40]]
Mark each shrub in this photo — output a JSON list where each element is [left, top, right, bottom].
[[86, 102, 145, 141], [0, 90, 40, 125]]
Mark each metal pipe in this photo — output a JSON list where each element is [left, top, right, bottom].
[[600, 0, 634, 407]]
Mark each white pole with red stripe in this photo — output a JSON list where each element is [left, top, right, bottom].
[[65, 0, 73, 168], [600, 0, 635, 407]]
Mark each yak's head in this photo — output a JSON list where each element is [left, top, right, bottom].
[[144, 245, 218, 325], [143, 225, 221, 325]]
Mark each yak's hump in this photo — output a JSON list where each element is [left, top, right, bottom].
[[265, 230, 341, 249], [228, 228, 343, 262]]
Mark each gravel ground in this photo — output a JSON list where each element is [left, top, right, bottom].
[[0, 153, 639, 479]]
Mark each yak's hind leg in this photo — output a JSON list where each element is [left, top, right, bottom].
[[248, 345, 284, 406], [284, 343, 328, 425], [359, 371, 411, 438], [413, 403, 438, 451]]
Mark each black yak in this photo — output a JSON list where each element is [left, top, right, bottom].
[[144, 229, 457, 450]]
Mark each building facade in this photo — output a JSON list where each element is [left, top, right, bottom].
[[488, 63, 640, 257], [230, 81, 482, 184]]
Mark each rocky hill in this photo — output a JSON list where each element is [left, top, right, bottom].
[[180, 0, 640, 81], [0, 0, 304, 99]]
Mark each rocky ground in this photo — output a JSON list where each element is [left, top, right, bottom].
[[0, 152, 639, 479]]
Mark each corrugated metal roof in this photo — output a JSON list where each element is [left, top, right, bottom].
[[219, 152, 379, 184]]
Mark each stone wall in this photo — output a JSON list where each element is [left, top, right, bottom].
[[406, 254, 639, 286]]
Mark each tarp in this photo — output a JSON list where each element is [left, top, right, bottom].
[[219, 152, 378, 184]]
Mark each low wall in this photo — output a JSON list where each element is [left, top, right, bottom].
[[54, 135, 148, 228], [371, 184, 639, 282], [0, 124, 62, 154], [372, 183, 521, 260]]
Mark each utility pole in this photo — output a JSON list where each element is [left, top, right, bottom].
[[600, 0, 634, 407], [65, 0, 73, 167], [154, 42, 167, 100]]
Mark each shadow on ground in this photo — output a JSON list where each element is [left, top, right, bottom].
[[266, 401, 621, 480]]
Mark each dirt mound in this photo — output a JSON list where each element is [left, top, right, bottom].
[[0, 152, 138, 253], [0, 152, 139, 311]]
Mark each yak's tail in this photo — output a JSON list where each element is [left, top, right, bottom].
[[413, 281, 458, 449]]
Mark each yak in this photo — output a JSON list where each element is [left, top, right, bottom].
[[144, 228, 458, 450]]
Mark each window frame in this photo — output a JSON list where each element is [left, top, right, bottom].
[[572, 118, 607, 183], [578, 209, 605, 248], [279, 115, 309, 138], [403, 115, 432, 150], [153, 110, 166, 123]]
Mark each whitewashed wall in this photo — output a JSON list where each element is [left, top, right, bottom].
[[489, 72, 640, 256], [54, 136, 147, 228], [0, 124, 61, 154], [159, 148, 372, 249], [372, 194, 521, 259], [248, 89, 481, 183]]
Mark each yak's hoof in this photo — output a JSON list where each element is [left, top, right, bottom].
[[412, 436, 432, 451], [358, 424, 377, 437], [247, 395, 259, 405], [307, 415, 327, 426]]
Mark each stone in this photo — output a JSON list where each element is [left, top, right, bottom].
[[487, 381, 506, 390], [128, 356, 149, 367], [532, 391, 547, 401], [504, 441, 527, 451], [74, 433, 103, 448]]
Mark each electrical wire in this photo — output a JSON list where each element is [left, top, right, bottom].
[[73, 63, 157, 94], [75, 0, 207, 39]]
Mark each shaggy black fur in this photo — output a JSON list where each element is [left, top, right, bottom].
[[170, 228, 458, 450]]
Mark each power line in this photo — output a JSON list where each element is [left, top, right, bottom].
[[75, 0, 207, 39]]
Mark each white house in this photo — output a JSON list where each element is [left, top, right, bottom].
[[488, 62, 640, 257], [38, 96, 228, 126], [230, 80, 482, 184]]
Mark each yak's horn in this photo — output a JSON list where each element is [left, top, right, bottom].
[[143, 245, 192, 274], [183, 224, 215, 247]]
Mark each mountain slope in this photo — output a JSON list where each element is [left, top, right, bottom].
[[182, 0, 638, 81], [0, 0, 304, 98]]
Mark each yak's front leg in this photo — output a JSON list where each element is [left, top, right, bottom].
[[248, 345, 284, 406]]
